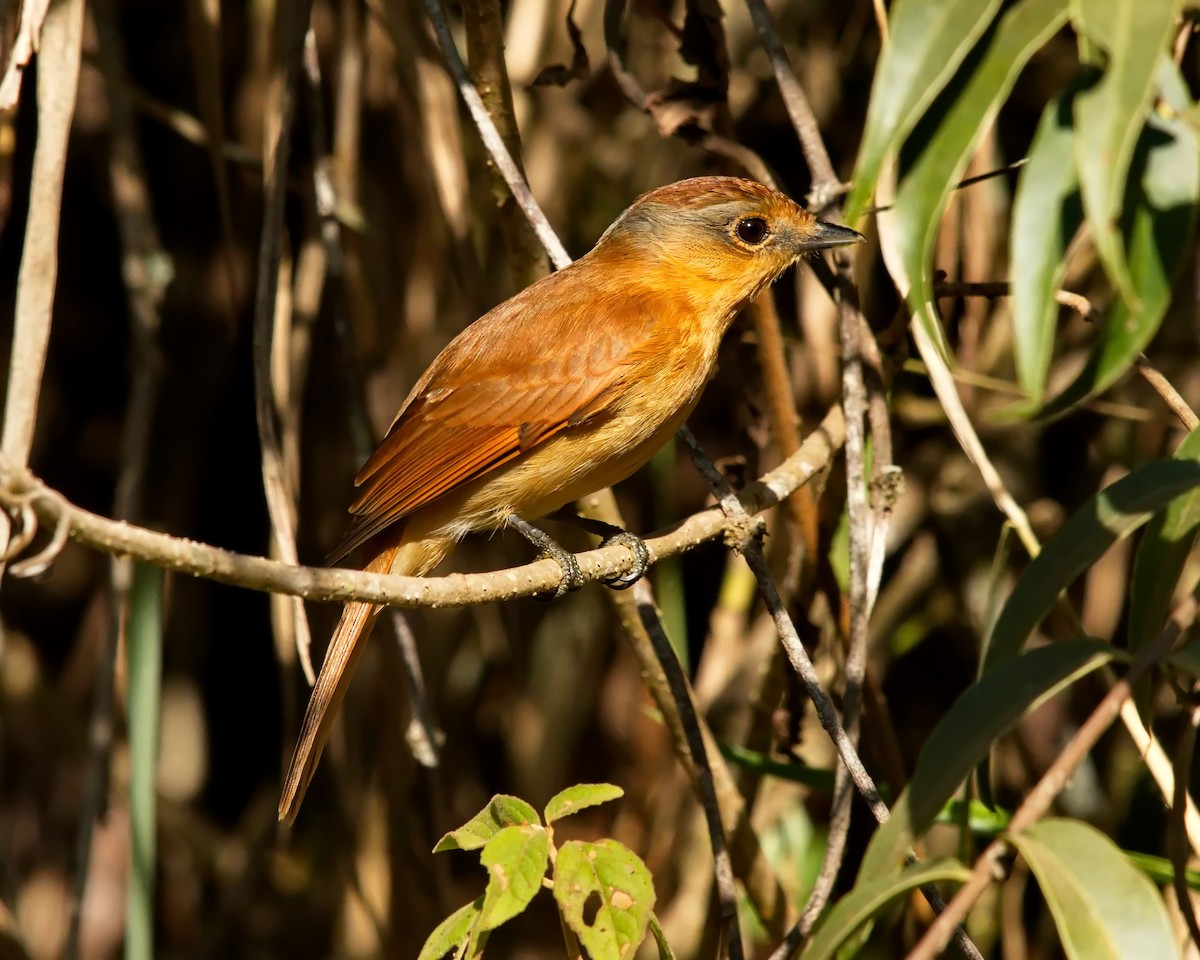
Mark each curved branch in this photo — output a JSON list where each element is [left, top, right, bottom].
[[0, 407, 844, 608]]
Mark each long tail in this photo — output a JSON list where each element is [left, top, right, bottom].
[[278, 535, 449, 824]]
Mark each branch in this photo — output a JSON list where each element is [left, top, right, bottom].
[[0, 406, 844, 606]]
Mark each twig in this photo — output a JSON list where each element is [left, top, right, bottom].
[[1136, 356, 1199, 432], [305, 1, 442, 768], [0, 406, 844, 607], [461, 0, 547, 288], [738, 9, 903, 940], [677, 430, 981, 960], [742, 0, 840, 206], [253, 0, 315, 683], [865, 160, 1029, 215], [632, 578, 744, 960], [1169, 698, 1200, 948], [583, 493, 797, 934], [0, 0, 84, 551], [416, 0, 570, 269], [0, 0, 52, 109], [64, 0, 169, 953], [79, 52, 260, 168], [934, 280, 1200, 431], [905, 592, 1200, 960]]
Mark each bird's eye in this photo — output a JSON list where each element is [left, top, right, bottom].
[[735, 217, 770, 245]]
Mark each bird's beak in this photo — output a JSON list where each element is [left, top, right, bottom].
[[798, 221, 865, 252]]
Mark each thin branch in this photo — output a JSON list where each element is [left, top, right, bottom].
[[742, 0, 840, 205], [0, 0, 84, 545], [254, 0, 315, 682], [677, 430, 981, 960], [414, 0, 570, 269], [632, 578, 744, 960], [0, 406, 844, 607], [905, 592, 1199, 960], [935, 280, 1200, 431], [1170, 698, 1200, 949], [304, 1, 442, 767], [461, 0, 547, 288], [865, 160, 1028, 215]]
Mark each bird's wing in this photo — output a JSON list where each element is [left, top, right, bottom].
[[328, 292, 657, 562]]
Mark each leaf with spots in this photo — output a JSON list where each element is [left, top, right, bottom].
[[544, 783, 624, 824], [554, 839, 655, 959], [434, 795, 541, 852], [478, 824, 550, 931]]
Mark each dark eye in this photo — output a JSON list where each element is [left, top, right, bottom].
[[735, 217, 769, 245]]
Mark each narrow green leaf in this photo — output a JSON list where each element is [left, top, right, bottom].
[[418, 897, 483, 960], [861, 640, 1118, 875], [127, 564, 162, 960], [1042, 106, 1200, 417], [801, 859, 972, 960], [1011, 819, 1176, 959], [647, 913, 677, 960], [1129, 427, 1200, 652], [1070, 0, 1183, 306], [719, 743, 836, 791], [1125, 849, 1200, 891], [544, 783, 624, 824], [983, 459, 1200, 675], [890, 0, 1068, 360], [478, 824, 550, 931], [844, 0, 1004, 221], [554, 839, 655, 960], [434, 795, 541, 852], [1010, 90, 1084, 408]]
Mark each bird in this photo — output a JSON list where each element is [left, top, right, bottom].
[[278, 176, 863, 824]]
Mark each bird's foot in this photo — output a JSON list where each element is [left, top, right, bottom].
[[597, 530, 651, 590], [507, 515, 584, 601], [548, 510, 650, 589]]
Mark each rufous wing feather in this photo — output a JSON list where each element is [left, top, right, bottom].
[[327, 320, 657, 563]]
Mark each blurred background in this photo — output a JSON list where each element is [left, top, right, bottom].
[[0, 0, 1198, 957]]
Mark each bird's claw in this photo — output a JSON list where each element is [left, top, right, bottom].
[[534, 542, 585, 602], [601, 531, 650, 590]]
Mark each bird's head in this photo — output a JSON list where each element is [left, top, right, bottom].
[[593, 176, 863, 314]]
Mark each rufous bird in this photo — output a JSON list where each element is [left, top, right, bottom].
[[279, 176, 862, 823]]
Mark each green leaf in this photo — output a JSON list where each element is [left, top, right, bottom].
[[1129, 427, 1200, 653], [554, 839, 655, 959], [434, 795, 541, 852], [888, 0, 1068, 360], [1010, 90, 1084, 409], [1169, 641, 1200, 679], [861, 640, 1118, 875], [478, 824, 550, 930], [418, 897, 483, 960], [1041, 106, 1200, 416], [844, 0, 1005, 221], [719, 743, 836, 791], [801, 859, 972, 960], [933, 798, 1013, 835], [1011, 819, 1176, 959], [544, 783, 624, 824], [982, 459, 1200, 675], [1070, 0, 1183, 307], [647, 912, 677, 960], [1125, 849, 1200, 891]]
